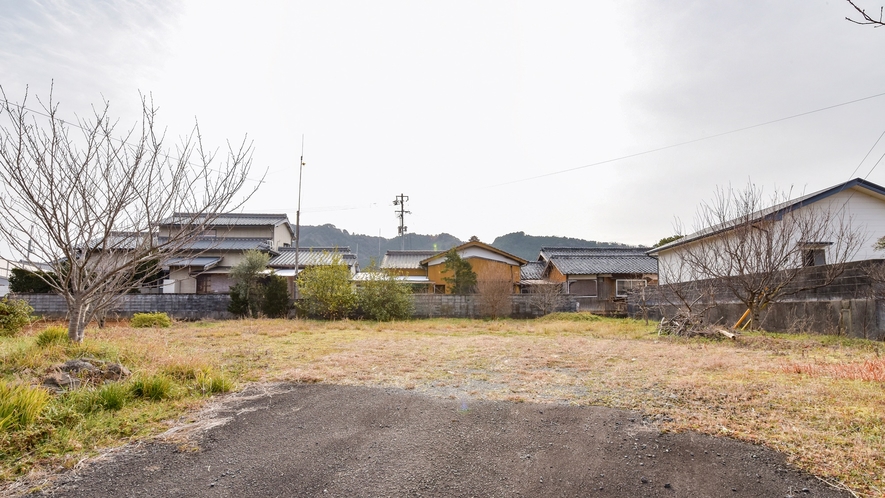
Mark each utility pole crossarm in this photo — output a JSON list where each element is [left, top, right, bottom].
[[393, 193, 411, 251]]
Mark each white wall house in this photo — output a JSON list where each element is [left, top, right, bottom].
[[649, 178, 885, 284], [159, 213, 294, 294]]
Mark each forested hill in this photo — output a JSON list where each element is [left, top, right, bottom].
[[296, 224, 462, 269], [490, 232, 637, 261], [296, 225, 638, 269]]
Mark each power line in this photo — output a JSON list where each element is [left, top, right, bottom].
[[480, 90, 885, 189]]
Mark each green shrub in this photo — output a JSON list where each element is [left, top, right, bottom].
[[296, 256, 357, 319], [195, 369, 233, 395], [97, 383, 130, 411], [0, 297, 33, 337], [9, 267, 58, 293], [0, 380, 49, 430], [130, 375, 175, 401], [355, 271, 413, 321], [539, 311, 601, 322], [130, 312, 172, 328], [261, 274, 291, 318], [35, 326, 69, 347]]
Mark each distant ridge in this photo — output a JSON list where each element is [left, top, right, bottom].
[[490, 232, 637, 262], [296, 225, 637, 269], [296, 224, 462, 269]]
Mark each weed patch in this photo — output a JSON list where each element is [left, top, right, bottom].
[[35, 326, 69, 347]]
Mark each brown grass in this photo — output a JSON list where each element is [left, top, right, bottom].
[[784, 358, 885, 382], [2, 317, 884, 496]]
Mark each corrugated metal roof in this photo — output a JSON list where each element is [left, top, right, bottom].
[[549, 254, 658, 275], [381, 250, 439, 269], [174, 237, 276, 251], [648, 178, 885, 255], [520, 261, 546, 280], [160, 213, 291, 229], [269, 247, 358, 268], [85, 232, 155, 250], [165, 256, 222, 270]]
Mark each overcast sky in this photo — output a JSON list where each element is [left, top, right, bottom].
[[2, 0, 885, 247]]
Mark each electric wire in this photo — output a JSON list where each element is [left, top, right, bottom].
[[480, 90, 885, 189]]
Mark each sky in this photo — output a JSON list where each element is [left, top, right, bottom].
[[2, 0, 885, 248]]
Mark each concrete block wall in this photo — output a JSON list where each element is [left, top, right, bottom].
[[15, 293, 233, 321], [631, 260, 885, 340]]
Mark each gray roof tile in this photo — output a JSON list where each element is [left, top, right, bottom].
[[549, 254, 658, 275], [520, 261, 546, 280]]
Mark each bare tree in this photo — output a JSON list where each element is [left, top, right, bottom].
[[526, 281, 567, 316], [0, 87, 257, 342], [662, 182, 862, 330], [652, 254, 720, 336], [475, 279, 513, 319], [846, 0, 885, 27]]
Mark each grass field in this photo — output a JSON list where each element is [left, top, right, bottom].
[[2, 315, 884, 496]]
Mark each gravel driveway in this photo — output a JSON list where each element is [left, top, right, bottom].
[[32, 383, 849, 497]]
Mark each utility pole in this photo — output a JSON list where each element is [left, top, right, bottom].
[[393, 193, 410, 251], [294, 136, 305, 298]]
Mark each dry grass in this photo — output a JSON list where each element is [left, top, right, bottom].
[[2, 317, 884, 496]]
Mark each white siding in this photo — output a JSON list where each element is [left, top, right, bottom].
[[656, 185, 885, 284]]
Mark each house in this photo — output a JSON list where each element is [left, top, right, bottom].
[[378, 250, 437, 292], [268, 246, 359, 296], [420, 241, 526, 294], [372, 241, 526, 294], [536, 247, 658, 307], [158, 213, 294, 294], [648, 178, 885, 284]]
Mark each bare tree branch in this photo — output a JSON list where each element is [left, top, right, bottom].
[[846, 0, 885, 27], [0, 86, 260, 342], [659, 181, 863, 330]]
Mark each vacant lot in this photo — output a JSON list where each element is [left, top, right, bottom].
[[2, 315, 884, 496]]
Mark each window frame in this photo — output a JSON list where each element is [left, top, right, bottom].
[[615, 279, 646, 297]]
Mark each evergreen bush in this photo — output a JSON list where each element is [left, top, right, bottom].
[[0, 297, 33, 337], [130, 312, 172, 328]]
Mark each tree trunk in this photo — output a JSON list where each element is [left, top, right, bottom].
[[67, 297, 89, 343], [67, 308, 86, 343]]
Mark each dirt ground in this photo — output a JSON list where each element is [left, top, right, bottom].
[[28, 383, 849, 498]]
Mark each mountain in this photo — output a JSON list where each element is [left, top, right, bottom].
[[490, 231, 638, 262], [296, 224, 462, 269], [295, 226, 639, 269]]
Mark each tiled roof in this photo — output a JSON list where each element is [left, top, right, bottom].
[[539, 247, 650, 261], [520, 261, 546, 280], [159, 213, 291, 228], [548, 254, 658, 275], [381, 250, 439, 269], [269, 247, 358, 268]]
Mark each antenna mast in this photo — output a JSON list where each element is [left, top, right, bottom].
[[294, 136, 305, 297], [393, 193, 410, 251]]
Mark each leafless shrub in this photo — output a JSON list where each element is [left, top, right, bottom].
[[526, 281, 566, 316], [476, 279, 513, 319]]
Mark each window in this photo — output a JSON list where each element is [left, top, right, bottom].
[[615, 279, 646, 297], [568, 279, 597, 297], [802, 249, 826, 267]]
